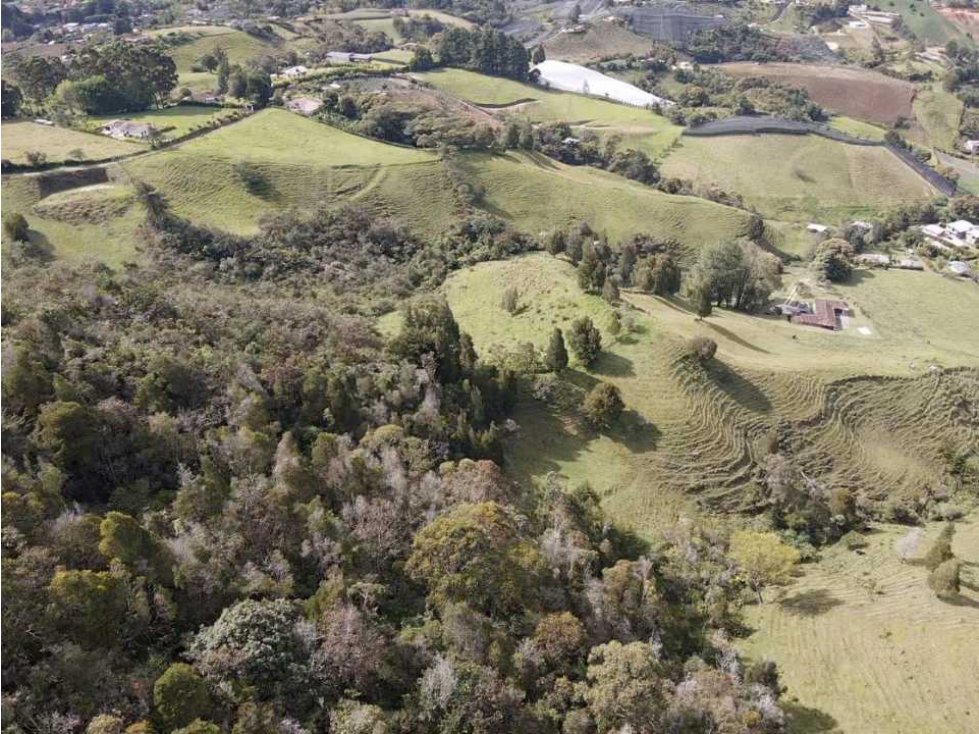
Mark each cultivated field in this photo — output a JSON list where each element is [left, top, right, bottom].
[[660, 134, 937, 222], [437, 254, 979, 535], [1, 120, 141, 164], [720, 63, 916, 126], [121, 109, 457, 235], [740, 517, 979, 734], [413, 68, 682, 157]]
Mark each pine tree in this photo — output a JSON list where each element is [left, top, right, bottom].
[[693, 283, 713, 319], [567, 317, 602, 367], [601, 276, 619, 303], [546, 328, 569, 372]]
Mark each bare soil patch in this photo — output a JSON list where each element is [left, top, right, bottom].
[[937, 6, 979, 34], [721, 62, 916, 125]]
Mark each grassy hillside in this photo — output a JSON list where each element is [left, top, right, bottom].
[[439, 254, 979, 535], [87, 106, 240, 141], [1, 120, 141, 164], [464, 151, 749, 247], [888, 0, 973, 45], [2, 175, 144, 267], [122, 109, 458, 235], [740, 517, 979, 734], [911, 87, 963, 152], [660, 134, 937, 222], [413, 68, 682, 158]]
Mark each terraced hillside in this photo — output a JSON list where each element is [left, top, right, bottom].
[[741, 517, 979, 734], [440, 254, 979, 535], [661, 134, 938, 222]]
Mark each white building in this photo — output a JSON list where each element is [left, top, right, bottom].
[[920, 220, 979, 250]]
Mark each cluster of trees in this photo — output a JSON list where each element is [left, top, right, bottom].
[[8, 41, 177, 116], [3, 177, 793, 734], [812, 238, 855, 283], [686, 25, 781, 64], [660, 67, 825, 124], [500, 120, 661, 185], [436, 27, 529, 81], [688, 241, 781, 316], [393, 13, 446, 42], [408, 0, 511, 25]]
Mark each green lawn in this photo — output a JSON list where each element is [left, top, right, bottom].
[[88, 105, 239, 141], [1, 120, 141, 164], [660, 134, 937, 222], [829, 116, 887, 142], [413, 68, 683, 158]]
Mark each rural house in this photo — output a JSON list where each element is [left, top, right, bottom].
[[325, 52, 374, 63], [278, 65, 309, 78], [101, 120, 155, 140], [791, 299, 851, 330], [920, 220, 979, 250]]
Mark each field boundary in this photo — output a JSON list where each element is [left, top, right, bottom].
[[683, 116, 958, 196]]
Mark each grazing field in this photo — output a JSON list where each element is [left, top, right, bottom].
[[121, 109, 457, 235], [740, 517, 979, 734], [88, 105, 239, 140], [720, 63, 916, 126], [1, 175, 144, 266], [888, 0, 973, 44], [543, 22, 654, 62], [828, 116, 887, 141], [413, 68, 682, 157], [910, 87, 963, 151], [150, 25, 281, 72], [1, 120, 141, 164], [464, 151, 750, 248], [438, 254, 979, 536], [660, 134, 937, 222]]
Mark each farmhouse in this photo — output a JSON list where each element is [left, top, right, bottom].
[[791, 299, 851, 330], [325, 52, 374, 63], [286, 97, 323, 115], [278, 65, 309, 78], [101, 120, 155, 140], [965, 140, 979, 154], [921, 220, 979, 249]]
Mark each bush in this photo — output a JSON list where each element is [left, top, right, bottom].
[[4, 212, 29, 241], [923, 523, 955, 570], [928, 557, 962, 599], [582, 382, 624, 429], [501, 286, 519, 314], [686, 336, 717, 364], [24, 150, 46, 167]]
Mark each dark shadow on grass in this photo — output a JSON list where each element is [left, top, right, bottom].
[[778, 588, 844, 617], [782, 701, 839, 734], [592, 351, 635, 377], [610, 409, 660, 452], [938, 593, 979, 609], [24, 231, 56, 262], [707, 360, 773, 412], [704, 320, 771, 354], [848, 268, 877, 285]]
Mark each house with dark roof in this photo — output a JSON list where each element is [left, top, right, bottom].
[[791, 299, 850, 330]]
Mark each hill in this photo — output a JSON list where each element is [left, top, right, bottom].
[[660, 134, 938, 222], [121, 109, 459, 236], [412, 68, 682, 158], [438, 253, 979, 534], [543, 22, 655, 63], [1, 120, 141, 165], [740, 516, 979, 734]]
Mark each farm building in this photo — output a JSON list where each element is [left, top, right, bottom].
[[277, 65, 309, 78], [857, 253, 890, 267], [325, 52, 374, 64], [921, 220, 979, 249], [965, 140, 979, 154], [286, 97, 323, 115], [806, 223, 829, 235], [791, 299, 851, 330], [101, 120, 155, 140]]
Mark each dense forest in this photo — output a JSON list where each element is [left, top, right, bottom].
[[1, 185, 790, 734]]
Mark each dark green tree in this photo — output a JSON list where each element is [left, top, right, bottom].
[[546, 328, 569, 372], [583, 382, 624, 429], [567, 316, 602, 367]]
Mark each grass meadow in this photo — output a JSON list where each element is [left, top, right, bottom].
[[660, 134, 938, 222], [1, 120, 141, 164], [87, 105, 239, 140], [740, 516, 979, 734]]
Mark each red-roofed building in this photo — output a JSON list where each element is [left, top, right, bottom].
[[791, 299, 850, 330]]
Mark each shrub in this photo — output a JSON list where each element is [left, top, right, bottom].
[[923, 523, 955, 570], [501, 286, 519, 314], [686, 336, 717, 364], [3, 212, 29, 241], [928, 557, 962, 599], [582, 382, 624, 429], [24, 150, 47, 166]]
